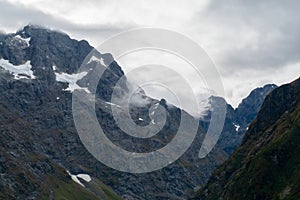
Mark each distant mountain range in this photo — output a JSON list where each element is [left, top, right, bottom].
[[0, 25, 279, 199], [202, 84, 277, 155], [191, 77, 300, 199]]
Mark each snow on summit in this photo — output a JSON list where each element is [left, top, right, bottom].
[[88, 55, 106, 67], [14, 35, 31, 47]]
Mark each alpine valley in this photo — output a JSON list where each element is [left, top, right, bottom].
[[0, 25, 289, 200]]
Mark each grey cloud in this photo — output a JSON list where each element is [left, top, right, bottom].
[[0, 1, 134, 46], [1, 0, 299, 108], [199, 0, 300, 71]]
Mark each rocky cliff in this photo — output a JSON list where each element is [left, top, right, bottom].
[[0, 25, 227, 200], [0, 25, 278, 200]]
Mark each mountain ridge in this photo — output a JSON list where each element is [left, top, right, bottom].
[[203, 83, 277, 155], [0, 25, 281, 199], [0, 25, 225, 200], [192, 77, 300, 200]]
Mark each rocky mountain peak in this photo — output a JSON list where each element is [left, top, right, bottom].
[[0, 25, 92, 74], [0, 25, 289, 200], [192, 77, 300, 200], [235, 83, 278, 128], [200, 84, 276, 155], [0, 26, 227, 199]]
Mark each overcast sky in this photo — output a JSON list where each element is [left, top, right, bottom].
[[1, 0, 300, 108]]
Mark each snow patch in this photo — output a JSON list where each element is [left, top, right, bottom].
[[88, 55, 106, 67], [55, 70, 90, 93], [15, 35, 31, 46], [105, 101, 121, 108], [67, 170, 85, 187], [66, 171, 92, 187], [0, 58, 35, 80], [233, 123, 240, 131], [150, 103, 159, 116], [77, 174, 92, 182]]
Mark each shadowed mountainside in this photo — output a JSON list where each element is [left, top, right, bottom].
[[192, 77, 300, 200]]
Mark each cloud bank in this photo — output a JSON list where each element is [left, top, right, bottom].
[[1, 0, 299, 107]]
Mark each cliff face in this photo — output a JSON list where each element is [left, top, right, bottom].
[[0, 25, 282, 200], [0, 25, 125, 200], [0, 25, 228, 200], [201, 84, 277, 155], [192, 77, 300, 200], [235, 84, 278, 129]]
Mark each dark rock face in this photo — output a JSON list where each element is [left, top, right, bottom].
[[200, 84, 277, 155], [0, 25, 228, 200], [0, 25, 280, 199], [192, 78, 300, 200], [235, 84, 278, 128]]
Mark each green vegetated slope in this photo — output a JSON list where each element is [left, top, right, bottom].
[[0, 104, 121, 200], [192, 77, 300, 200]]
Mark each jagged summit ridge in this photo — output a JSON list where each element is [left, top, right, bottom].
[[0, 25, 226, 199], [0, 25, 283, 199]]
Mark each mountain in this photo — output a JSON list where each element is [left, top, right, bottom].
[[235, 84, 278, 128], [0, 25, 279, 199], [0, 25, 230, 199], [0, 25, 123, 200], [201, 84, 277, 155], [0, 103, 121, 200], [191, 77, 300, 200]]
